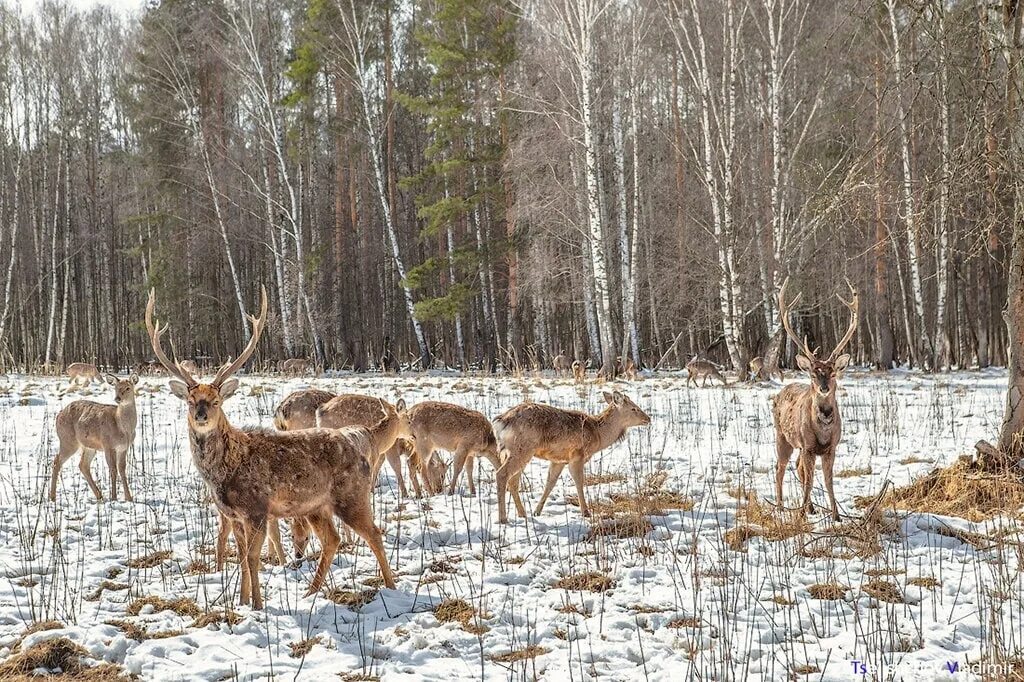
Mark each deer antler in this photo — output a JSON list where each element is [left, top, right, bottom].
[[777, 277, 816, 360], [145, 289, 199, 388], [212, 286, 269, 386], [826, 280, 859, 361]]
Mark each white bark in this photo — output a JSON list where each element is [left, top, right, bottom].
[[933, 0, 952, 370], [0, 151, 21, 351], [44, 146, 60, 367], [613, 81, 639, 367]]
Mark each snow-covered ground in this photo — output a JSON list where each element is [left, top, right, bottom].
[[0, 369, 1019, 680]]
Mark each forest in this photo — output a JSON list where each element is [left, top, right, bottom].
[[0, 0, 1021, 377]]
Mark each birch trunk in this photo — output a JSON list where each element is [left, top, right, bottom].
[[933, 0, 952, 370]]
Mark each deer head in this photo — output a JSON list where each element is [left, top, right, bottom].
[[778, 277, 858, 400], [146, 287, 268, 434], [105, 373, 139, 404], [602, 390, 651, 426]]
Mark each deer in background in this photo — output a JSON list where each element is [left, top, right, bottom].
[[552, 353, 572, 376], [571, 360, 586, 383], [404, 401, 502, 496], [772, 277, 858, 522], [749, 357, 783, 382], [274, 388, 335, 430], [492, 391, 650, 523], [685, 358, 727, 387], [278, 358, 310, 376], [49, 373, 139, 502], [146, 287, 395, 609], [66, 362, 102, 389]]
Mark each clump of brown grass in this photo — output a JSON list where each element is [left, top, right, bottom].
[[184, 559, 211, 575], [490, 645, 549, 663], [792, 664, 820, 675], [807, 583, 848, 600], [586, 514, 653, 540], [863, 579, 904, 604], [325, 589, 378, 610], [126, 550, 173, 569], [127, 596, 200, 618], [288, 636, 319, 658], [190, 610, 242, 628], [864, 567, 904, 577], [86, 581, 129, 602], [428, 556, 461, 573], [0, 636, 132, 680], [857, 452, 1024, 522], [585, 472, 627, 486], [554, 571, 614, 593], [836, 466, 873, 478], [629, 604, 669, 613], [935, 525, 995, 550], [908, 576, 941, 589], [668, 616, 702, 628], [106, 619, 183, 641], [434, 599, 488, 634], [800, 493, 897, 559], [725, 492, 812, 551], [555, 602, 591, 617], [577, 470, 694, 519], [767, 595, 795, 606], [899, 455, 933, 465]]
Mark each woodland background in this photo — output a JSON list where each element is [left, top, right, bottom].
[[0, 0, 1022, 376]]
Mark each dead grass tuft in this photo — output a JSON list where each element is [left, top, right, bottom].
[[0, 636, 133, 680], [725, 492, 812, 551], [490, 645, 549, 663], [434, 598, 489, 634], [836, 466, 873, 478], [127, 596, 201, 618], [792, 664, 820, 675], [428, 556, 461, 573], [126, 550, 173, 569], [86, 581, 129, 602], [585, 472, 627, 486], [288, 636, 319, 658], [586, 514, 653, 540], [935, 525, 995, 549], [106, 619, 183, 641], [863, 579, 905, 604], [325, 589, 378, 610], [190, 610, 243, 628], [807, 583, 848, 600], [668, 616, 702, 628], [554, 571, 614, 593], [908, 576, 941, 590]]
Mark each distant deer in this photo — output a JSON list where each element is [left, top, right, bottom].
[[274, 388, 335, 430], [180, 359, 199, 376], [492, 391, 650, 523], [617, 356, 638, 380], [66, 363, 102, 389], [749, 357, 783, 382], [572, 360, 586, 383], [772, 277, 858, 522], [552, 353, 572, 376], [404, 401, 502, 496], [315, 394, 423, 495], [279, 358, 309, 376], [146, 287, 395, 609], [686, 358, 727, 387], [49, 373, 139, 502]]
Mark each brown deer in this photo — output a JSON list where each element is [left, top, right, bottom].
[[772, 277, 858, 522], [617, 356, 638, 380], [145, 287, 395, 609], [279, 358, 310, 376], [180, 360, 199, 376], [315, 395, 421, 495], [552, 353, 572, 376], [749, 356, 784, 383], [273, 388, 335, 430], [404, 401, 501, 496], [493, 391, 651, 524], [49, 373, 139, 502], [571, 360, 586, 383], [66, 362, 102, 389], [685, 358, 727, 387]]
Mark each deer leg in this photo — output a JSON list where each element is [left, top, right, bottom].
[[78, 448, 103, 501], [303, 510, 340, 597], [509, 471, 527, 518], [337, 499, 396, 589], [448, 445, 470, 495], [496, 449, 529, 523], [116, 448, 132, 502], [796, 453, 815, 516], [465, 454, 477, 496], [216, 513, 231, 571], [774, 439, 793, 509], [104, 449, 118, 501], [290, 517, 310, 559], [384, 445, 408, 497], [248, 521, 268, 610], [49, 438, 80, 502], [567, 458, 589, 518], [236, 523, 252, 606], [534, 462, 566, 516], [821, 451, 839, 522], [265, 517, 286, 565]]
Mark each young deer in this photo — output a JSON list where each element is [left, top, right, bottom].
[[772, 277, 858, 522], [552, 353, 572, 376], [493, 391, 650, 523], [405, 401, 502, 496], [571, 360, 586, 384], [146, 288, 395, 609], [685, 358, 727, 387], [66, 362, 102, 389], [50, 374, 139, 502], [273, 388, 335, 430], [314, 395, 421, 495]]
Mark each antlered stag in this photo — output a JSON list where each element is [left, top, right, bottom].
[[493, 391, 650, 523], [146, 288, 395, 609], [49, 373, 139, 502], [405, 401, 502, 496], [772, 277, 858, 522]]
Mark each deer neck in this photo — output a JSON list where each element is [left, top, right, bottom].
[[188, 415, 243, 482], [809, 390, 838, 434], [593, 407, 627, 451], [367, 410, 398, 454], [116, 397, 137, 434]]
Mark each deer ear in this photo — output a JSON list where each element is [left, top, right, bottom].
[[613, 391, 625, 405], [602, 391, 615, 404], [169, 380, 189, 400], [796, 355, 813, 372], [105, 374, 118, 386], [833, 354, 851, 374], [395, 398, 407, 412], [130, 373, 140, 384], [219, 378, 240, 401]]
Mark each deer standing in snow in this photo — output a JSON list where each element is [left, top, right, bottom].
[[404, 401, 502, 496], [49, 373, 139, 502], [492, 391, 650, 523], [772, 277, 858, 522], [146, 287, 395, 609], [66, 362, 102, 390]]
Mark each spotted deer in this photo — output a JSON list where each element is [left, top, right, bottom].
[[146, 287, 395, 609], [685, 358, 726, 387], [315, 394, 421, 495], [772, 277, 858, 522], [404, 401, 502, 496], [49, 374, 139, 502], [67, 362, 102, 389], [492, 391, 651, 523]]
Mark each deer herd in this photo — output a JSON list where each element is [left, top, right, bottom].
[[45, 278, 860, 610]]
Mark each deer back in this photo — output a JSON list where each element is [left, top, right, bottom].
[[409, 401, 496, 453], [67, 363, 99, 380], [274, 389, 335, 430]]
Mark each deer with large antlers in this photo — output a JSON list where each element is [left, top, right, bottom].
[[146, 288, 395, 609], [772, 277, 859, 522]]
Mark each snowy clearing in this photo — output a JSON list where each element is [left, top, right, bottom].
[[0, 370, 1019, 680]]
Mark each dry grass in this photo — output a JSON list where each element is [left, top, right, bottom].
[[325, 589, 378, 610], [434, 598, 489, 634], [127, 596, 201, 618], [807, 583, 848, 600], [288, 636, 319, 658], [936, 525, 996, 549], [554, 571, 615, 593], [86, 580, 129, 602], [667, 616, 702, 628], [428, 556, 461, 573], [863, 579, 905, 604], [490, 645, 549, 663], [106, 619, 183, 641], [126, 550, 173, 569], [858, 454, 1024, 522], [836, 466, 873, 478], [899, 455, 934, 465], [725, 492, 812, 551], [585, 472, 627, 486], [586, 514, 654, 540], [792, 664, 820, 675], [908, 576, 941, 589], [190, 610, 243, 628], [0, 637, 133, 680]]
